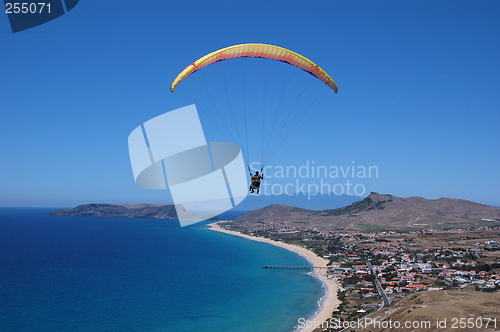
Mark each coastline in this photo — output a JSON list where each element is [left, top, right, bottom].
[[209, 221, 340, 332]]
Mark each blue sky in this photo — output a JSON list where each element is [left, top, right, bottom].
[[1, 0, 499, 207]]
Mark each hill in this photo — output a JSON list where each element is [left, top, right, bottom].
[[235, 192, 500, 230], [232, 193, 359, 212], [358, 290, 500, 332], [50, 203, 217, 220]]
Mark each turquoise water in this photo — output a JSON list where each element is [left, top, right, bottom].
[[0, 208, 324, 332]]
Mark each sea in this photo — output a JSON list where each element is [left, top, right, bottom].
[[0, 208, 324, 332]]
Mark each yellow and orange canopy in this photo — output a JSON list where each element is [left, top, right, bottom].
[[170, 43, 338, 93]]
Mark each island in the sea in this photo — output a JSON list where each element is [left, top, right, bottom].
[[50, 203, 217, 220]]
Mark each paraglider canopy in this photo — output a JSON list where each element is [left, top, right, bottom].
[[170, 43, 338, 93], [169, 43, 338, 169]]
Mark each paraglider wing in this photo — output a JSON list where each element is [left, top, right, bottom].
[[170, 43, 338, 93]]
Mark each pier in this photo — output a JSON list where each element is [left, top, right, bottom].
[[262, 265, 328, 270]]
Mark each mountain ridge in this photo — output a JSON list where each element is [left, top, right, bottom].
[[234, 192, 500, 230]]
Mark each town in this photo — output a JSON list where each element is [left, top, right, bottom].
[[219, 219, 500, 330]]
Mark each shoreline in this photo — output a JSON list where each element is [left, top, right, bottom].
[[209, 221, 340, 332]]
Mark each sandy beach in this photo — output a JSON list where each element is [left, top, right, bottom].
[[209, 222, 340, 332]]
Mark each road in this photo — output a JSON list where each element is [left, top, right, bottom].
[[367, 260, 390, 308]]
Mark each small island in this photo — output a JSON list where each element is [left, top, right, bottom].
[[50, 203, 217, 220]]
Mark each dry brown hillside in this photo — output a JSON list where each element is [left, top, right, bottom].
[[357, 290, 500, 332], [235, 192, 500, 230]]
